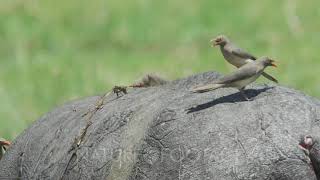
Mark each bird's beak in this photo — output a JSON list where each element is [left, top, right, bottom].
[[271, 60, 277, 67], [0, 140, 11, 146], [210, 39, 218, 47]]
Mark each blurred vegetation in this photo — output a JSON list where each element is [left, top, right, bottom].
[[0, 0, 319, 140]]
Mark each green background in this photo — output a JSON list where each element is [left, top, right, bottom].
[[1, 0, 319, 140]]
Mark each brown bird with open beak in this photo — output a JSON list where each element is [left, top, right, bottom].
[[192, 56, 277, 101], [0, 138, 11, 160], [211, 35, 278, 83]]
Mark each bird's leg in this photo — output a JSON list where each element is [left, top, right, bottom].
[[112, 86, 128, 97], [239, 87, 252, 101]]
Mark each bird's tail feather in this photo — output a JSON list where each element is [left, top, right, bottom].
[[191, 84, 224, 93], [261, 72, 278, 83]]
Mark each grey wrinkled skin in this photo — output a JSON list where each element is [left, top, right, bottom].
[[1, 72, 320, 180]]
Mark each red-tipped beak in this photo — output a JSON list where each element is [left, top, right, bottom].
[[270, 60, 277, 67], [0, 140, 11, 146]]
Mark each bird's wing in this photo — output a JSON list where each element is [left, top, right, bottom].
[[215, 64, 259, 84], [228, 45, 257, 60]]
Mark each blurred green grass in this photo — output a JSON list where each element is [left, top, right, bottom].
[[0, 0, 320, 140]]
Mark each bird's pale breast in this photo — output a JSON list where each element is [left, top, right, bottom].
[[232, 73, 261, 89], [221, 49, 247, 68]]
